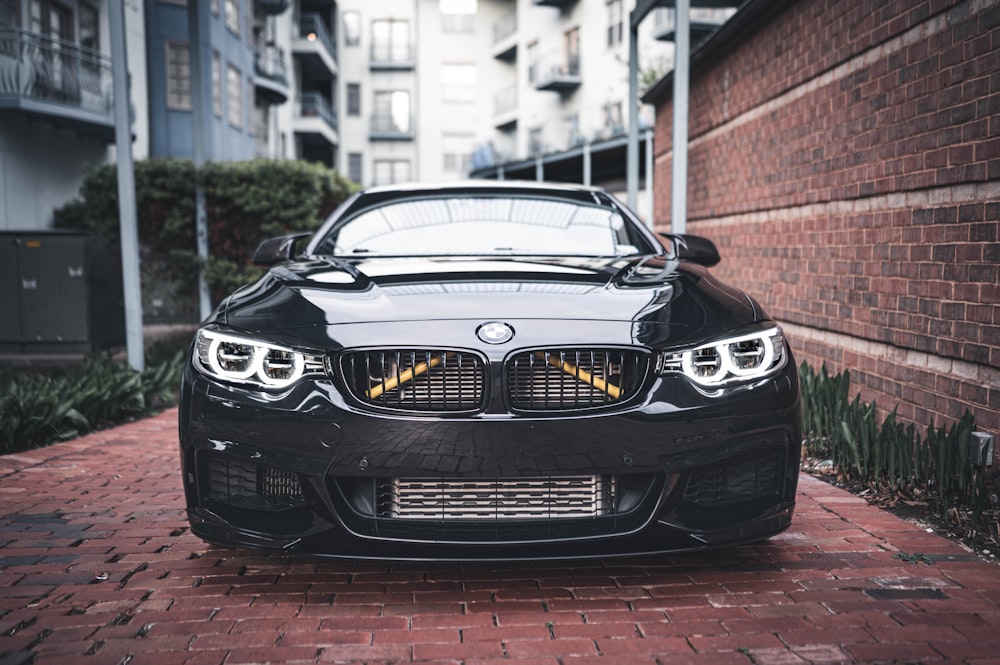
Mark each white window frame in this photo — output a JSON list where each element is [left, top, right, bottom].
[[165, 41, 191, 110]]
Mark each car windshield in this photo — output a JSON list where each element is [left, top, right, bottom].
[[313, 196, 646, 257]]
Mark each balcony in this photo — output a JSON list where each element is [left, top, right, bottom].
[[370, 43, 414, 71], [253, 45, 289, 104], [492, 11, 516, 62], [294, 91, 338, 148], [369, 111, 413, 141], [293, 12, 337, 80], [532, 49, 580, 93], [653, 7, 736, 45], [493, 83, 517, 130], [0, 28, 114, 139], [255, 0, 291, 15]]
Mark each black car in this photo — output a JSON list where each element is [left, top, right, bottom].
[[179, 181, 801, 560]]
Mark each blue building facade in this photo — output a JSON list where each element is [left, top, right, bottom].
[[144, 0, 290, 161]]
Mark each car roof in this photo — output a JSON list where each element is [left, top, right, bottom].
[[354, 180, 610, 208]]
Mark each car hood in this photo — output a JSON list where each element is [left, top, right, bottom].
[[218, 255, 761, 349]]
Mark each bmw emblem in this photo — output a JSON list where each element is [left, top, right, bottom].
[[476, 321, 514, 345]]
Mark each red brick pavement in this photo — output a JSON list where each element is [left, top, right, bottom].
[[2, 408, 999, 665]]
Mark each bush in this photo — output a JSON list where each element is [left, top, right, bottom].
[[800, 361, 987, 527], [53, 159, 358, 318], [0, 338, 189, 454]]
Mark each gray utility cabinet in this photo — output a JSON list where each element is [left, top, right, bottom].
[[0, 230, 125, 354]]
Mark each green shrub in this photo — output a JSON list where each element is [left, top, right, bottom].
[[800, 361, 986, 528], [0, 338, 188, 454], [53, 159, 358, 316]]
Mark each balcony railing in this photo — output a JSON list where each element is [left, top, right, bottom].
[[493, 10, 517, 45], [255, 0, 291, 15], [298, 12, 336, 62], [370, 111, 413, 139], [0, 28, 113, 125], [532, 48, 581, 92], [370, 42, 414, 69], [494, 83, 517, 117], [255, 45, 287, 85], [297, 91, 337, 132]]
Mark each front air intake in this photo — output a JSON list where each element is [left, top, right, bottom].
[[340, 349, 487, 413], [506, 348, 648, 411]]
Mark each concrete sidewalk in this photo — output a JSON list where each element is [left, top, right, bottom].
[[1, 408, 999, 665]]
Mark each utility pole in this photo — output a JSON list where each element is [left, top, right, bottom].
[[109, 0, 144, 371], [188, 2, 211, 320], [628, 0, 691, 233], [671, 0, 690, 234]]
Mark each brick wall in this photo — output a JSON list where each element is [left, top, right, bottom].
[[649, 0, 999, 440]]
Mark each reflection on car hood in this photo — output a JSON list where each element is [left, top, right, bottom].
[[219, 255, 760, 347]]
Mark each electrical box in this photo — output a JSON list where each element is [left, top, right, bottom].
[[0, 230, 125, 354]]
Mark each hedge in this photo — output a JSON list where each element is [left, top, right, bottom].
[[53, 158, 357, 319]]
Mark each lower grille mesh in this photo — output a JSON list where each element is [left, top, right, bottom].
[[377, 477, 614, 520], [683, 448, 783, 508], [206, 454, 305, 511]]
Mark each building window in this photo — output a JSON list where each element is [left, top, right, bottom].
[[31, 0, 73, 42], [373, 159, 410, 186], [212, 51, 222, 117], [348, 152, 363, 184], [165, 41, 191, 110], [343, 10, 360, 46], [346, 83, 361, 116], [227, 64, 242, 127], [564, 27, 580, 76], [441, 63, 476, 103], [246, 75, 254, 133], [372, 90, 410, 133], [528, 127, 543, 156], [225, 0, 240, 35], [440, 0, 475, 32], [0, 0, 19, 24], [607, 0, 623, 48], [79, 3, 98, 50], [371, 19, 409, 64], [527, 41, 538, 84], [80, 3, 99, 80], [442, 134, 473, 174], [604, 101, 623, 136]]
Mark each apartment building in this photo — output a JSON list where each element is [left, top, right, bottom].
[[0, 0, 731, 232], [0, 0, 136, 231]]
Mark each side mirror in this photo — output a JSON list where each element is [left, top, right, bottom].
[[252, 233, 311, 266], [659, 233, 721, 268]]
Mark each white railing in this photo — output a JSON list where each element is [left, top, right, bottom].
[[0, 28, 113, 116]]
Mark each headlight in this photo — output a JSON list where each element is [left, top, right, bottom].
[[193, 328, 326, 389], [658, 326, 786, 387]]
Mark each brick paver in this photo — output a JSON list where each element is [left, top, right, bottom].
[[2, 408, 1000, 665]]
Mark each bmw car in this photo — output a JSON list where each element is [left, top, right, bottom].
[[178, 181, 801, 560]]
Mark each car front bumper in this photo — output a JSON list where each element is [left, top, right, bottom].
[[179, 358, 801, 561]]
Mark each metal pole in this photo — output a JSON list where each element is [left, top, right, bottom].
[[671, 0, 690, 234], [188, 2, 211, 320], [583, 141, 591, 186], [644, 128, 654, 222], [626, 19, 639, 210], [109, 0, 143, 371]]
